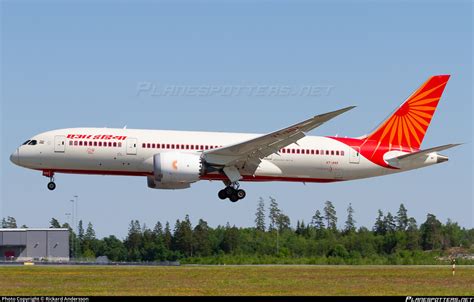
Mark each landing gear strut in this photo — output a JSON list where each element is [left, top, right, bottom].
[[43, 170, 56, 191], [218, 182, 246, 202]]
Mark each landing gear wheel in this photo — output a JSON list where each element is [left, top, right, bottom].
[[236, 189, 246, 200], [218, 189, 227, 200], [47, 182, 56, 191], [219, 181, 246, 202], [225, 186, 235, 196]]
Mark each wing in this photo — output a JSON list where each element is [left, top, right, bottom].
[[202, 106, 355, 182]]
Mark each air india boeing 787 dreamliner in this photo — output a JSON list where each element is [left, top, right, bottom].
[[10, 75, 459, 202]]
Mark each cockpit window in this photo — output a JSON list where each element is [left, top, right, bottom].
[[28, 140, 37, 145], [22, 140, 31, 145]]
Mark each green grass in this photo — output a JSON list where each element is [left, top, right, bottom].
[[0, 265, 473, 296]]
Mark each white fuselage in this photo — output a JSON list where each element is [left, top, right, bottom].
[[10, 128, 442, 186]]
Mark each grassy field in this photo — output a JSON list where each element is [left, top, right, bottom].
[[0, 265, 473, 296]]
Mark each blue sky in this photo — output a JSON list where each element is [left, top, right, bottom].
[[1, 0, 472, 238]]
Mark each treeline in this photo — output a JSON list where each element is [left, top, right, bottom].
[[2, 197, 473, 264]]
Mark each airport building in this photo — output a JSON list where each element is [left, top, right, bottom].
[[0, 228, 69, 262]]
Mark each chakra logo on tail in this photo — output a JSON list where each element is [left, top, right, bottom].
[[365, 75, 450, 152]]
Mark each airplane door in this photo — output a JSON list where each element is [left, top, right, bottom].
[[54, 136, 66, 153], [126, 138, 138, 155], [349, 147, 360, 164]]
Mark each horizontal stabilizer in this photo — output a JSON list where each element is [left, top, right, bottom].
[[396, 143, 461, 160], [386, 143, 461, 167]]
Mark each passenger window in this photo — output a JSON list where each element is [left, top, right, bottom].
[[316, 150, 319, 155], [331, 150, 334, 155], [311, 150, 314, 155], [147, 143, 151, 148], [166, 144, 170, 149], [108, 142, 112, 147], [79, 141, 83, 146], [152, 143, 155, 148], [69, 141, 73, 146], [336, 151, 339, 156], [94, 142, 97, 147], [341, 151, 344, 156], [113, 142, 117, 147]]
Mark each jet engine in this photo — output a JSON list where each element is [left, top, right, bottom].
[[147, 152, 204, 189]]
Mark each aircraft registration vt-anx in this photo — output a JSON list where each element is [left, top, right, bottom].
[[11, 75, 459, 202]]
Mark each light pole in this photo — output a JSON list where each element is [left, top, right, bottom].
[[73, 195, 79, 260], [70, 199, 75, 259], [73, 195, 79, 233], [65, 213, 71, 226]]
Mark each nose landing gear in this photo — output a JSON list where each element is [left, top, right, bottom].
[[218, 182, 246, 202], [43, 170, 56, 191], [47, 181, 56, 191]]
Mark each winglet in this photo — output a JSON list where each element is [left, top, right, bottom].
[[305, 106, 356, 133], [315, 106, 356, 119]]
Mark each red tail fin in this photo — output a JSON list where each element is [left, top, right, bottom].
[[365, 75, 450, 151]]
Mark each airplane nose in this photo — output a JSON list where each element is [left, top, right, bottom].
[[10, 149, 19, 165]]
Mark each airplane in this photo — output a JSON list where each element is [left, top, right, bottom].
[[10, 75, 460, 202]]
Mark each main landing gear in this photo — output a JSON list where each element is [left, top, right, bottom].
[[43, 170, 56, 191], [218, 183, 246, 202]]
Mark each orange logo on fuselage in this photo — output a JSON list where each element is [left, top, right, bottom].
[[172, 160, 178, 170]]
